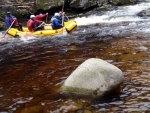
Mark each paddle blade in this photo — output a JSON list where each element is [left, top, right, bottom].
[[22, 33, 33, 38], [1, 33, 7, 38], [1, 36, 5, 38]]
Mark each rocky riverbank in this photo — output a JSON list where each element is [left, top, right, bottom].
[[0, 1, 35, 30], [0, 0, 138, 31]]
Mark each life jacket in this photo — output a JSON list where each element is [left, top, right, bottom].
[[27, 19, 43, 32], [9, 16, 18, 25], [27, 19, 34, 32], [50, 16, 55, 24]]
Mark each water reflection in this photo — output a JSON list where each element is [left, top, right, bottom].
[[0, 33, 149, 112], [0, 1, 150, 112]]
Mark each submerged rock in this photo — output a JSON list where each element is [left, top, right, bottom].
[[21, 106, 43, 113], [137, 9, 150, 17], [61, 58, 124, 98]]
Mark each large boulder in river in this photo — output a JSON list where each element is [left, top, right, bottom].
[[61, 58, 124, 98]]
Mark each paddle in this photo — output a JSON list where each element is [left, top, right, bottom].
[[65, 13, 69, 21], [34, 22, 45, 31], [23, 22, 45, 38], [46, 13, 48, 23], [61, 0, 65, 33], [45, 23, 52, 26], [38, 22, 45, 28], [1, 19, 16, 38]]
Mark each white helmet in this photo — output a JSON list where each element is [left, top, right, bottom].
[[54, 13, 59, 17], [30, 15, 35, 18]]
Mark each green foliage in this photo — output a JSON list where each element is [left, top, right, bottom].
[[0, 17, 3, 21]]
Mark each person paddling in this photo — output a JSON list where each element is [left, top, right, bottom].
[[5, 12, 23, 31], [50, 13, 63, 30], [58, 11, 68, 22], [27, 15, 45, 32], [35, 13, 48, 21]]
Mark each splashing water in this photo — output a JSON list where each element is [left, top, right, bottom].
[[0, 1, 150, 113], [75, 1, 150, 26], [20, 35, 37, 42]]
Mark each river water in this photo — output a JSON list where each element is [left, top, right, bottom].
[[0, 1, 150, 113]]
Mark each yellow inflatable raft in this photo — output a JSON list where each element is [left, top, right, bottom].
[[7, 20, 77, 38]]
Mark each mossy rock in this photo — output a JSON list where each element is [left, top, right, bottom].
[[112, 0, 138, 5], [36, 0, 64, 10]]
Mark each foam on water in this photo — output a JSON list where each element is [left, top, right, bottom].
[[0, 1, 150, 42], [20, 35, 37, 42], [75, 1, 150, 26]]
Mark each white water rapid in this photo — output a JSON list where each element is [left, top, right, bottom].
[[0, 1, 150, 41], [75, 0, 150, 26]]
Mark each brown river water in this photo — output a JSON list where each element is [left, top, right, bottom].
[[0, 1, 150, 113]]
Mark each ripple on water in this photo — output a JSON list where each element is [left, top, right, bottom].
[[1, 4, 150, 112]]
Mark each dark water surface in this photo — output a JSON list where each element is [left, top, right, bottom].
[[0, 1, 150, 112], [0, 30, 149, 112]]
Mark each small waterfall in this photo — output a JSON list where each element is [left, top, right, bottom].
[[1, 1, 150, 42], [75, 0, 150, 26]]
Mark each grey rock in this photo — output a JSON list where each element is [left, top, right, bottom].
[[61, 58, 124, 98]]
